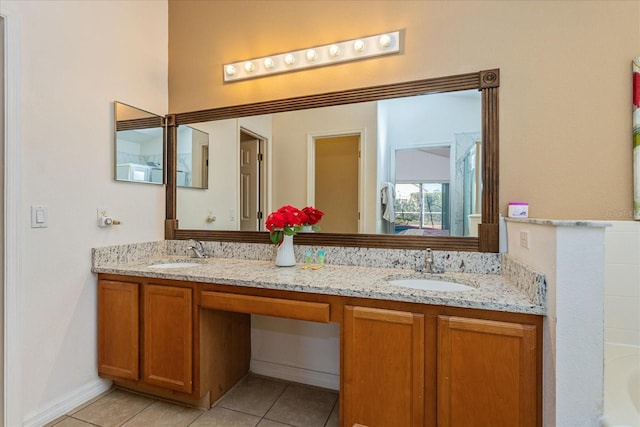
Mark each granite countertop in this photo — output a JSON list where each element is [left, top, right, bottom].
[[92, 255, 545, 315]]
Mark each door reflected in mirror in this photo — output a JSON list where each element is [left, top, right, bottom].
[[114, 101, 164, 184], [176, 90, 481, 237]]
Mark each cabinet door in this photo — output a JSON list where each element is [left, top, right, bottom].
[[143, 284, 193, 393], [98, 280, 139, 381], [437, 316, 537, 427], [344, 306, 425, 427]]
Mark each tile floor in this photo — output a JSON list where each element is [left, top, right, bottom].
[[46, 374, 339, 427]]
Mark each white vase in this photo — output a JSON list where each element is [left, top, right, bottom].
[[300, 225, 314, 233], [275, 234, 296, 267]]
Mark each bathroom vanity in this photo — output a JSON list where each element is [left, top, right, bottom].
[[93, 242, 545, 427]]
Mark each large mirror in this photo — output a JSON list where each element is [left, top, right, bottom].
[[166, 70, 500, 252], [176, 91, 480, 237]]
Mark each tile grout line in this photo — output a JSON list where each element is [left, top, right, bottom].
[[322, 397, 339, 427], [186, 407, 207, 427], [259, 381, 292, 426], [115, 395, 158, 427], [66, 415, 102, 427]]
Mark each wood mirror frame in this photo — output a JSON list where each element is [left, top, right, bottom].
[[165, 69, 499, 252]]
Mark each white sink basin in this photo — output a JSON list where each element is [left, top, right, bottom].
[[388, 278, 474, 292], [148, 262, 201, 269]]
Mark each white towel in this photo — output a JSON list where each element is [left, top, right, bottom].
[[381, 182, 395, 222]]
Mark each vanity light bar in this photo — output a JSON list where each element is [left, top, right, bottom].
[[223, 31, 401, 83]]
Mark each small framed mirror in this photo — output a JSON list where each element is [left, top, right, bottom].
[[114, 101, 165, 184]]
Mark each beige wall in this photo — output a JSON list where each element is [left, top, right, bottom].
[[169, 0, 640, 220], [271, 102, 378, 232]]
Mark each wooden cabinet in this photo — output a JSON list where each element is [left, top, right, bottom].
[[343, 305, 425, 427], [437, 316, 537, 427], [97, 280, 139, 381], [97, 279, 193, 392], [98, 274, 541, 421], [97, 276, 251, 408], [143, 284, 193, 393]]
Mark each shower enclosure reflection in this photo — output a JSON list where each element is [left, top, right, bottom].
[[176, 126, 209, 189]]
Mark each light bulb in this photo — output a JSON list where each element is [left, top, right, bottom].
[[353, 39, 365, 52], [284, 54, 295, 65], [379, 34, 391, 48], [244, 61, 255, 73], [225, 64, 237, 76], [306, 49, 317, 61], [263, 57, 274, 69], [328, 44, 340, 57]]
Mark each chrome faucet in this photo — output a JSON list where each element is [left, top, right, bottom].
[[187, 240, 209, 258], [423, 248, 443, 274]]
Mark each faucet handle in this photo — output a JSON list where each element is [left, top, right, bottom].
[[424, 247, 443, 274], [188, 240, 209, 258]]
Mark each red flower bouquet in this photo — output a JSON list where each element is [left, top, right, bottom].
[[301, 206, 325, 230], [265, 205, 304, 245], [265, 205, 324, 245]]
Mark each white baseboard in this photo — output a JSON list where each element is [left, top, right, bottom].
[[22, 378, 112, 427], [250, 359, 339, 391]]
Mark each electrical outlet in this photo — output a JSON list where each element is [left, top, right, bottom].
[[519, 231, 530, 249]]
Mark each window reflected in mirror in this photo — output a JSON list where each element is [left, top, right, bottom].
[[114, 101, 164, 184], [392, 134, 481, 238]]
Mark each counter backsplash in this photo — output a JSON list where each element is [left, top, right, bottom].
[[502, 254, 547, 306], [91, 240, 167, 266], [92, 240, 503, 275]]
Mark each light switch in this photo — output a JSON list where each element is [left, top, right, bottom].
[[31, 205, 48, 228]]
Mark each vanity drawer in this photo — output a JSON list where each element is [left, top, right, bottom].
[[200, 291, 330, 323]]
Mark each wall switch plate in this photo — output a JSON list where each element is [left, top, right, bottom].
[[519, 230, 530, 249], [31, 205, 48, 228]]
